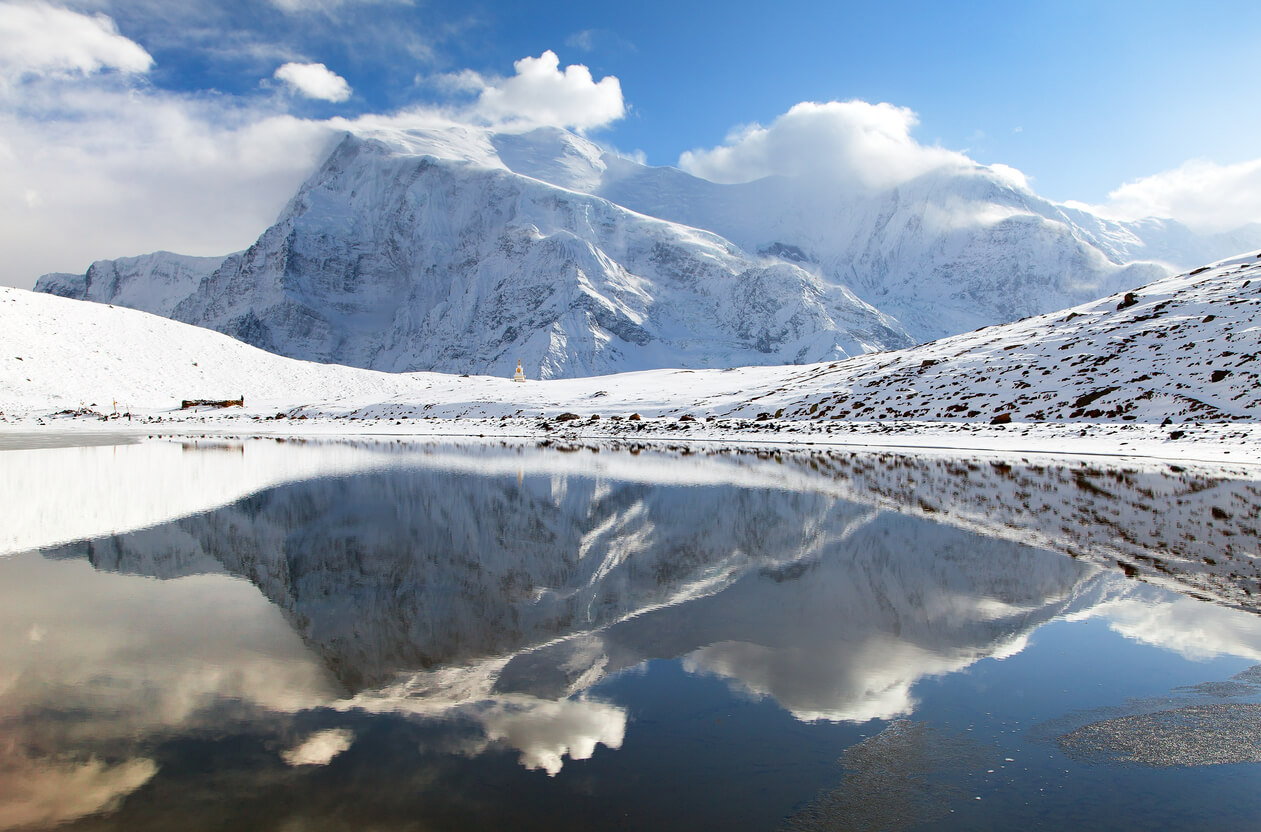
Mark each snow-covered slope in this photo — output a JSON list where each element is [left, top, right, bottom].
[[0, 285, 426, 415], [38, 132, 910, 379], [726, 251, 1261, 425]]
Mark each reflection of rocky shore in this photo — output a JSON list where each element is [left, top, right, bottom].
[[763, 450, 1261, 614]]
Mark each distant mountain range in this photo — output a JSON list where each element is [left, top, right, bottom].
[[34, 124, 1261, 378]]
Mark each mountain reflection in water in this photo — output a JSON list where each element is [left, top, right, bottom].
[[2, 438, 1260, 831]]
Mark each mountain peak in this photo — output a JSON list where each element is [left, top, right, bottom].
[[491, 126, 608, 192]]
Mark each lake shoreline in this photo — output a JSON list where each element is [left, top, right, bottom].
[[2, 414, 1258, 468]]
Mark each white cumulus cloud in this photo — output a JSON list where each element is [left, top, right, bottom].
[[281, 728, 355, 766], [1095, 157, 1261, 232], [0, 1, 153, 83], [478, 696, 626, 776], [679, 100, 973, 190], [274, 61, 352, 102], [471, 50, 623, 133]]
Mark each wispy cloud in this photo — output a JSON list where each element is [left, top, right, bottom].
[[565, 29, 597, 52], [0, 1, 152, 84], [268, 0, 413, 14], [61, 0, 439, 81], [1091, 157, 1261, 232], [563, 27, 635, 56]]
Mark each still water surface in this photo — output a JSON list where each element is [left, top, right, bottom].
[[2, 438, 1260, 830]]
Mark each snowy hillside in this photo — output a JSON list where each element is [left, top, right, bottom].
[[724, 251, 1261, 425], [38, 132, 910, 379], [0, 285, 427, 416]]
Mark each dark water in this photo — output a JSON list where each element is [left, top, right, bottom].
[[2, 439, 1260, 830]]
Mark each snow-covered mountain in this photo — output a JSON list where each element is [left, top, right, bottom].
[[478, 126, 1261, 342], [38, 131, 909, 379], [34, 123, 1261, 374], [37, 251, 226, 317]]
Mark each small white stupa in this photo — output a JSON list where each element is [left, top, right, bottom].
[[513, 359, 526, 382]]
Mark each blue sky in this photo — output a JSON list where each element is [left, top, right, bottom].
[[2, 0, 1260, 286], [449, 0, 1261, 203]]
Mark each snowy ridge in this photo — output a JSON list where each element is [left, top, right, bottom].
[[36, 251, 226, 317]]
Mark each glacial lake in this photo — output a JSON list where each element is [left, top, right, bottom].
[[3, 437, 1261, 831]]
